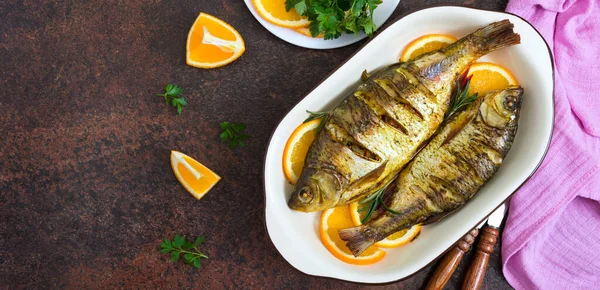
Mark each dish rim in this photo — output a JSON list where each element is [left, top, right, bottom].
[[261, 4, 555, 285]]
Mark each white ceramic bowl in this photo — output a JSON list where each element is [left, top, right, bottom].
[[263, 6, 554, 284], [243, 0, 400, 49]]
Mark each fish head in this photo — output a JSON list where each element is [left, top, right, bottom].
[[288, 168, 341, 212], [479, 86, 523, 128]]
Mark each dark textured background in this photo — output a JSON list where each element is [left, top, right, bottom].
[[0, 0, 512, 289]]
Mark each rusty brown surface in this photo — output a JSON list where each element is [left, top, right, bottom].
[[0, 0, 511, 289]]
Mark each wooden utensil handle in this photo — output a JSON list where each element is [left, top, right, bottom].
[[425, 228, 479, 290], [462, 226, 499, 290]]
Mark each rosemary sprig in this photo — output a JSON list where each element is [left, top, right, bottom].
[[358, 185, 401, 224], [446, 69, 478, 119], [304, 110, 329, 133]]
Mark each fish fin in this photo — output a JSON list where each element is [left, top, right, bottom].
[[365, 160, 388, 180], [441, 100, 481, 146], [340, 160, 388, 203], [338, 226, 375, 257], [473, 20, 521, 52]]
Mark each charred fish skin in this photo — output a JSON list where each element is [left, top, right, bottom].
[[288, 20, 521, 212], [339, 87, 524, 256]]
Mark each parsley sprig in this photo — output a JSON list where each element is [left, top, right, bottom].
[[285, 0, 383, 40], [220, 122, 249, 149], [447, 69, 478, 118], [160, 234, 208, 269], [358, 184, 401, 223], [157, 83, 187, 115]]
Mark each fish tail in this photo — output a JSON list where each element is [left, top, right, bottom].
[[470, 19, 521, 53], [338, 226, 376, 257]]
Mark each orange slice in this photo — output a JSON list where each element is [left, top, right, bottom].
[[467, 62, 519, 95], [348, 202, 422, 248], [400, 34, 457, 62], [253, 0, 310, 28], [320, 206, 386, 265], [186, 12, 245, 69], [295, 27, 324, 38], [170, 151, 221, 200], [282, 119, 320, 184]]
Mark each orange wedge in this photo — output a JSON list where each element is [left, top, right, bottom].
[[295, 27, 324, 38], [320, 206, 386, 265], [253, 0, 310, 28], [467, 62, 519, 95], [282, 119, 320, 184], [400, 34, 457, 62], [348, 202, 422, 248], [186, 12, 245, 69], [170, 151, 221, 200]]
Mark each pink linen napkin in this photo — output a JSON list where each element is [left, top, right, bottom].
[[502, 0, 600, 289]]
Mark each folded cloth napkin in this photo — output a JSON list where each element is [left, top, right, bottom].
[[502, 0, 600, 289]]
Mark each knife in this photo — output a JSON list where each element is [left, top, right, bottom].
[[425, 221, 485, 290], [462, 204, 506, 290]]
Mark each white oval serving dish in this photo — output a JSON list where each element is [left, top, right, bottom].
[[263, 5, 554, 284]]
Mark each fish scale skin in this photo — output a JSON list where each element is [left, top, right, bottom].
[[340, 87, 523, 256], [289, 20, 521, 212], [333, 68, 447, 204]]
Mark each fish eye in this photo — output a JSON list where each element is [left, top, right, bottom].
[[298, 187, 314, 203], [504, 96, 517, 110]]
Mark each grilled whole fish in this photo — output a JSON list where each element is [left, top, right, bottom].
[[339, 87, 524, 256], [288, 20, 520, 212]]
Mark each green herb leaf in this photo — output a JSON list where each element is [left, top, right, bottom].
[[344, 16, 359, 33], [302, 0, 381, 39], [359, 184, 401, 223], [160, 239, 171, 249], [338, 0, 352, 10], [304, 110, 329, 133], [175, 97, 187, 106], [360, 17, 377, 36], [157, 83, 187, 115], [446, 69, 478, 119], [170, 251, 180, 262], [351, 0, 366, 15], [219, 121, 249, 149], [379, 196, 402, 214], [159, 234, 209, 269], [285, 0, 302, 12], [309, 22, 321, 37], [359, 189, 379, 204], [182, 242, 194, 250], [295, 1, 308, 15], [366, 0, 382, 14], [174, 234, 185, 247]]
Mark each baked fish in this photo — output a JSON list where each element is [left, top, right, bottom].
[[339, 86, 524, 256], [288, 20, 520, 212]]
